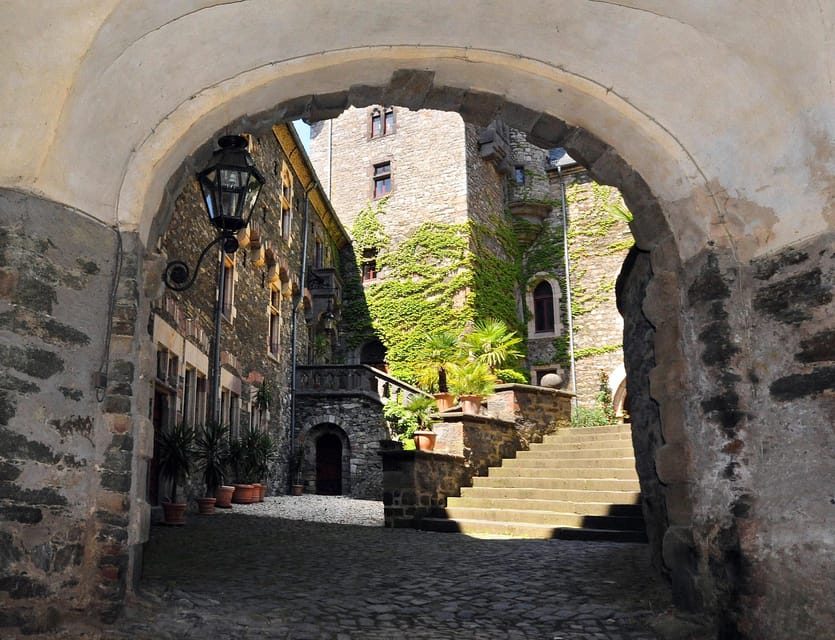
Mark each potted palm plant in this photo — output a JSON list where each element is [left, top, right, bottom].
[[230, 426, 262, 503], [228, 436, 255, 504], [415, 329, 462, 411], [448, 360, 498, 415], [157, 421, 195, 525], [194, 421, 230, 513], [460, 318, 523, 375], [404, 395, 438, 451], [253, 429, 277, 500]]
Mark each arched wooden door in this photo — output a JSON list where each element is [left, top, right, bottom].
[[316, 433, 342, 495]]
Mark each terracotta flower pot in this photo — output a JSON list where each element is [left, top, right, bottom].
[[232, 483, 256, 504], [196, 497, 216, 515], [459, 394, 483, 415], [291, 484, 304, 496], [215, 485, 234, 508], [433, 392, 455, 412], [413, 430, 437, 451], [161, 501, 187, 525], [258, 482, 267, 501]]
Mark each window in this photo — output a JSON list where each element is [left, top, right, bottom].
[[221, 254, 235, 321], [229, 393, 240, 434], [195, 374, 207, 425], [361, 248, 378, 282], [183, 367, 196, 424], [268, 286, 281, 358], [533, 281, 555, 333], [370, 107, 395, 138], [281, 203, 291, 240], [221, 388, 240, 438], [313, 239, 323, 269], [280, 164, 293, 241], [373, 162, 391, 199], [155, 347, 178, 388], [515, 165, 526, 185]]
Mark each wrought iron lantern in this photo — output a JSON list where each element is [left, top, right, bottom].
[[163, 135, 265, 290]]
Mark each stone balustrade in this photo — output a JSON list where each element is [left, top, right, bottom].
[[295, 364, 429, 404]]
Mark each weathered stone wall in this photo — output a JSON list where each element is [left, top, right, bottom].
[[153, 126, 340, 496], [381, 450, 468, 528], [464, 123, 506, 233], [487, 384, 573, 447], [508, 127, 551, 205], [294, 392, 388, 500], [552, 171, 631, 408], [309, 107, 470, 243], [0, 191, 140, 630], [616, 248, 670, 581], [735, 236, 834, 638], [619, 229, 835, 638], [432, 413, 520, 477]]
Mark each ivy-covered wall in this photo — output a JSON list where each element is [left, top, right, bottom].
[[314, 107, 632, 408], [546, 170, 634, 408]]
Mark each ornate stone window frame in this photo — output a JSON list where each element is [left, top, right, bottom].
[[525, 273, 562, 339]]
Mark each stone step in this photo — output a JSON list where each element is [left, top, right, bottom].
[[472, 475, 641, 492], [489, 464, 638, 479], [447, 497, 643, 516], [515, 447, 636, 460], [426, 422, 645, 542], [532, 439, 635, 451], [417, 518, 648, 542], [459, 486, 641, 503], [543, 426, 632, 441], [500, 456, 637, 470], [442, 506, 646, 530]]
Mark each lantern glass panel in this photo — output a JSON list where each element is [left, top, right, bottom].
[[198, 168, 218, 221]]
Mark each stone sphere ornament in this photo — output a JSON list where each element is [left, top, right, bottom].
[[540, 373, 563, 388]]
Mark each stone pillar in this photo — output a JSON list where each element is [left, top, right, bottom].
[[0, 192, 144, 630]]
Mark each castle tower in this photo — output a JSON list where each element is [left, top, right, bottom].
[[309, 107, 631, 412]]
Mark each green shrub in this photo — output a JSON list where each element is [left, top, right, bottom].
[[494, 368, 529, 384], [571, 406, 612, 427]]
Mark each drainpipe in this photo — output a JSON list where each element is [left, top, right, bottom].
[[327, 119, 333, 201], [558, 165, 578, 408], [210, 245, 226, 422], [289, 180, 317, 490]]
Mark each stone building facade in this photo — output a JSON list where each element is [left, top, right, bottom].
[[310, 107, 521, 381], [310, 107, 631, 411], [150, 123, 392, 506]]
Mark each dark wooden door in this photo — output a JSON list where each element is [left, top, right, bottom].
[[316, 434, 342, 495]]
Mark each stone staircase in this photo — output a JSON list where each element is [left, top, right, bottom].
[[419, 424, 647, 542]]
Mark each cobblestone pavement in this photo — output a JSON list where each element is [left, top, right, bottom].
[[102, 498, 676, 639]]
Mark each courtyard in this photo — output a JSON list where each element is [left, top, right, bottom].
[[101, 496, 679, 639]]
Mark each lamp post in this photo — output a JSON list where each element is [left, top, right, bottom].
[[162, 134, 265, 421]]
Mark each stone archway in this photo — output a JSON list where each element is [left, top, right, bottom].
[[2, 5, 833, 637], [293, 422, 352, 496]]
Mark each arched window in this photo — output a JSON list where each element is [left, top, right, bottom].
[[533, 281, 555, 333]]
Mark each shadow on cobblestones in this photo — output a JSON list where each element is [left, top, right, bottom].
[[105, 506, 677, 639]]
